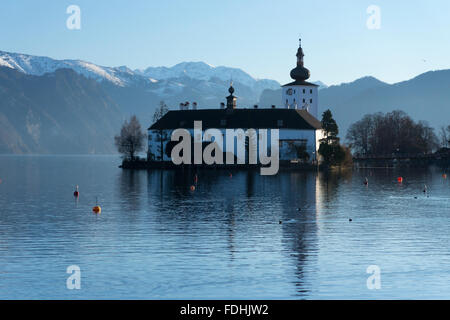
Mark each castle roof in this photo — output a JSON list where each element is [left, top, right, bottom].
[[149, 108, 322, 131]]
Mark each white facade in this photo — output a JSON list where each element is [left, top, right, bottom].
[[281, 85, 318, 118], [148, 128, 322, 163]]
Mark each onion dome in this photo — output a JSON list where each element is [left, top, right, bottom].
[[228, 84, 235, 95], [226, 81, 237, 109], [290, 38, 311, 81]]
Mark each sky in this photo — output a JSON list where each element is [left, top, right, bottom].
[[1, 0, 450, 85]]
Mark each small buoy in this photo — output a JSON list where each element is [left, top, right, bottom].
[[279, 220, 282, 224], [397, 177, 403, 183], [423, 184, 427, 193], [297, 208, 301, 212], [190, 185, 196, 191], [92, 197, 101, 214], [363, 177, 368, 186], [349, 218, 352, 222], [73, 185, 79, 197], [414, 196, 418, 199]]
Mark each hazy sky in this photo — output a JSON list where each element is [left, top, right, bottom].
[[1, 0, 450, 85]]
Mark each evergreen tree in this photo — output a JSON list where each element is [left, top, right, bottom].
[[318, 109, 346, 165]]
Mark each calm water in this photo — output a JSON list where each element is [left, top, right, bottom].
[[0, 155, 449, 299]]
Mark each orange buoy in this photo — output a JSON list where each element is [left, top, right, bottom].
[[190, 185, 196, 191], [397, 177, 403, 183], [73, 185, 79, 197], [92, 197, 101, 213]]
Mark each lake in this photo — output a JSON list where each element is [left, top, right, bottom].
[[0, 155, 449, 299]]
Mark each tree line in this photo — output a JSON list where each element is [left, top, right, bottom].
[[346, 110, 442, 156]]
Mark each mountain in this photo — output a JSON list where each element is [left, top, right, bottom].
[[0, 50, 281, 131], [138, 61, 280, 93], [259, 74, 449, 138], [0, 50, 157, 87], [319, 72, 450, 138], [0, 67, 123, 154], [0, 50, 282, 154], [2, 49, 449, 154], [0, 51, 279, 99]]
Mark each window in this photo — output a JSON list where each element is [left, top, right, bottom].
[[310, 89, 313, 94], [302, 89, 305, 94], [277, 120, 283, 127], [310, 99, 313, 103], [220, 119, 227, 126], [149, 134, 152, 141], [303, 99, 305, 103]]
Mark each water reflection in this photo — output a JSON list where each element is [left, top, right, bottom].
[[140, 168, 335, 297], [2, 155, 450, 299]]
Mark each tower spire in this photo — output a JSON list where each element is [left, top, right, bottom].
[[290, 38, 310, 82]]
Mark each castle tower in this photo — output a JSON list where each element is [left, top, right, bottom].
[[281, 39, 319, 118], [226, 82, 237, 110]]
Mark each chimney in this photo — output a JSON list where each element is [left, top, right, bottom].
[[179, 102, 184, 110], [271, 105, 276, 109], [185, 101, 190, 110], [192, 102, 197, 110], [220, 102, 225, 109], [253, 104, 258, 109]]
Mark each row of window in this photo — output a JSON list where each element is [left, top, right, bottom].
[[285, 98, 313, 104], [286, 88, 314, 95]]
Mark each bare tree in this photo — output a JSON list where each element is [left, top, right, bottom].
[[152, 101, 170, 161], [440, 126, 449, 148], [114, 115, 146, 160], [346, 110, 439, 155]]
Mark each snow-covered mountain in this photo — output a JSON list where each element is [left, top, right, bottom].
[[0, 50, 280, 93], [137, 61, 280, 90], [0, 50, 159, 87]]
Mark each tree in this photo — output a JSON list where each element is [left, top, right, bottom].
[[152, 101, 170, 161], [346, 110, 439, 155], [321, 109, 339, 145], [318, 109, 347, 166], [153, 101, 169, 124], [440, 126, 450, 148], [114, 115, 146, 160]]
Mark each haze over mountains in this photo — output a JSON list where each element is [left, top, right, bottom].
[[259, 73, 449, 138], [0, 50, 448, 154]]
